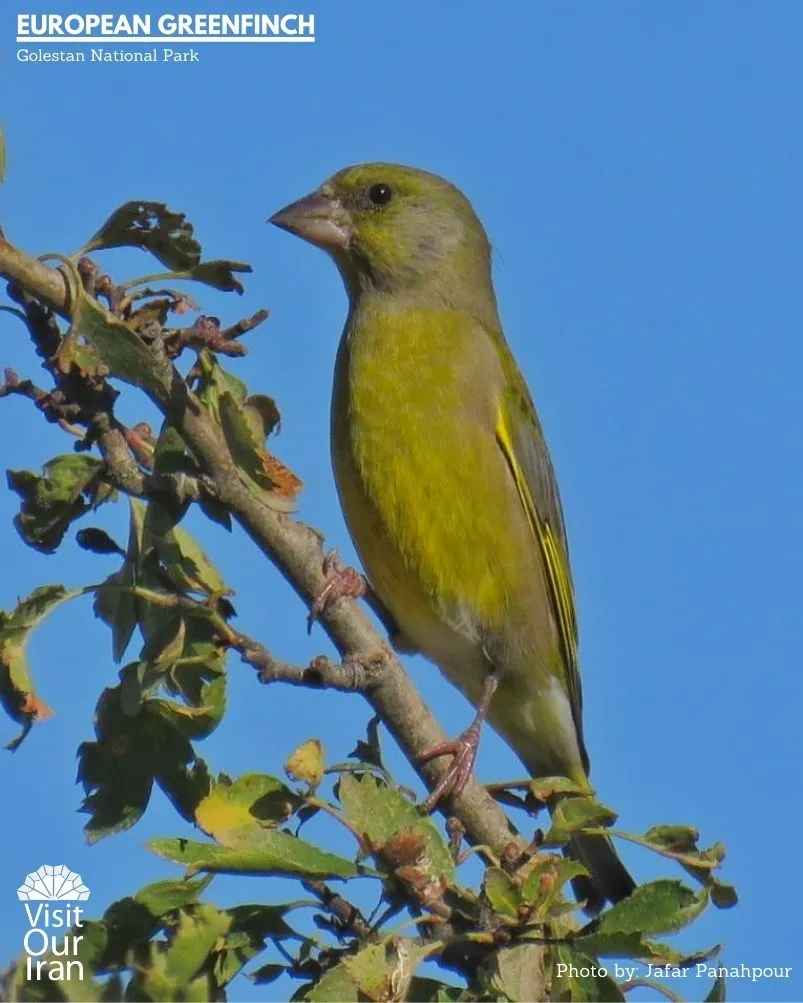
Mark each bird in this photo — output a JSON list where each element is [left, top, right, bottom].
[[270, 162, 635, 911]]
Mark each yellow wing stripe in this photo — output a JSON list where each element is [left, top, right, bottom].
[[495, 411, 578, 670]]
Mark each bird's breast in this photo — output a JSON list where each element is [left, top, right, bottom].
[[331, 306, 530, 649]]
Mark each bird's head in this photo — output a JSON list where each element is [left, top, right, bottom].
[[269, 162, 492, 298]]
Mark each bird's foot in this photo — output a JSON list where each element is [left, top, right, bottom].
[[417, 721, 482, 813], [307, 550, 366, 632]]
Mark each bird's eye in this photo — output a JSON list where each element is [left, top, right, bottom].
[[367, 183, 393, 207]]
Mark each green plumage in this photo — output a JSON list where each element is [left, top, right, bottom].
[[271, 162, 634, 910]]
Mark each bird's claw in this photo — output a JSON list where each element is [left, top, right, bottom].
[[307, 550, 366, 632], [417, 722, 482, 813]]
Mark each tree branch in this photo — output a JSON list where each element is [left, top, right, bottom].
[[0, 237, 525, 862], [302, 879, 373, 941]]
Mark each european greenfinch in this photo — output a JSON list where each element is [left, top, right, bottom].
[[270, 163, 634, 910]]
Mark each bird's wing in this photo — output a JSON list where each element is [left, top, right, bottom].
[[494, 372, 586, 756]]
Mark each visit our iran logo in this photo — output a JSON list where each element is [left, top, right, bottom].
[[17, 865, 90, 983]]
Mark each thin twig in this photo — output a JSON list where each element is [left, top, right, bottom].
[[302, 880, 372, 941]]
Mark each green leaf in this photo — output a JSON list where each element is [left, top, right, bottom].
[[704, 974, 727, 1001], [69, 292, 173, 394], [186, 259, 252, 293], [134, 875, 211, 916], [55, 324, 107, 380], [151, 674, 226, 741], [342, 942, 392, 999], [143, 614, 187, 671], [148, 612, 229, 740], [218, 390, 299, 509], [143, 426, 198, 534], [616, 979, 684, 1002], [552, 945, 625, 1002], [528, 775, 591, 801], [0, 584, 80, 750], [76, 527, 124, 555], [152, 424, 197, 474], [571, 930, 720, 967], [198, 492, 232, 530], [195, 773, 300, 844], [214, 904, 296, 987], [7, 454, 104, 553], [154, 749, 212, 824], [303, 940, 424, 1003], [348, 714, 384, 769], [249, 963, 287, 986], [21, 918, 111, 1002], [571, 930, 649, 960], [93, 498, 146, 662], [183, 975, 215, 1001], [708, 877, 738, 909], [483, 944, 547, 1002], [643, 824, 700, 852], [81, 201, 201, 270], [608, 826, 738, 907], [483, 867, 521, 921], [542, 797, 618, 846], [305, 961, 359, 1002], [407, 978, 464, 1002], [120, 616, 188, 715], [590, 879, 709, 938], [615, 825, 727, 872], [137, 904, 231, 1001], [196, 349, 248, 407], [77, 686, 198, 841], [643, 940, 722, 968], [337, 772, 455, 881], [244, 393, 281, 438], [148, 831, 360, 879], [195, 352, 299, 511], [91, 875, 213, 972], [153, 522, 228, 596]]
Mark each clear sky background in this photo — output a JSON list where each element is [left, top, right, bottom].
[[1, 2, 801, 1001]]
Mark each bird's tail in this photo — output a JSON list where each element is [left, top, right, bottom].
[[565, 828, 635, 915], [485, 690, 635, 911]]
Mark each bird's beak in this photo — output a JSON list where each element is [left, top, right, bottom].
[[268, 190, 352, 252]]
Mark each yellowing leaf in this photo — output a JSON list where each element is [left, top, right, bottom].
[[194, 353, 299, 511], [285, 739, 324, 787], [0, 584, 80, 749], [195, 773, 299, 845]]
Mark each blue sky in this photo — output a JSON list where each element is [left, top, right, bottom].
[[1, 2, 801, 1000]]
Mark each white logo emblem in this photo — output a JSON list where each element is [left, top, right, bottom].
[[17, 865, 90, 901], [17, 866, 89, 982]]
